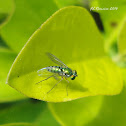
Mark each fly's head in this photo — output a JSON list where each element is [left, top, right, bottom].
[[71, 70, 77, 80]]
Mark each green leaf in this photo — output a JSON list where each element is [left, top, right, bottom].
[[105, 19, 126, 67], [0, 123, 33, 126], [54, 0, 82, 8], [1, 0, 58, 53], [35, 102, 60, 126], [0, 35, 8, 48], [0, 100, 59, 126], [0, 0, 14, 14], [90, 0, 126, 52], [121, 68, 126, 86], [105, 18, 126, 53], [86, 87, 126, 126], [90, 0, 126, 35], [118, 20, 126, 54], [0, 99, 43, 125], [48, 96, 103, 126], [0, 49, 26, 102], [0, 0, 14, 27], [0, 14, 8, 26], [118, 20, 126, 83], [7, 7, 123, 102], [49, 87, 126, 126]]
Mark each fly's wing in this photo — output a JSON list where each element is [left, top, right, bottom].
[[37, 68, 53, 77], [46, 52, 68, 68], [37, 67, 60, 80]]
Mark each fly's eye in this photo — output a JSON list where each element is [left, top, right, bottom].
[[71, 76, 75, 80], [71, 75, 76, 80]]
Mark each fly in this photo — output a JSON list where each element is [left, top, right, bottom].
[[36, 52, 78, 95]]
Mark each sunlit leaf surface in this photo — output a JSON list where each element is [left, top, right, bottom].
[[7, 7, 123, 102]]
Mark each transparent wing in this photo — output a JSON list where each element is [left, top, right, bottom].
[[46, 52, 68, 68], [37, 68, 52, 77], [37, 68, 60, 80]]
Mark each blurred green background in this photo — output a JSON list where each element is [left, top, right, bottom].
[[0, 0, 126, 126]]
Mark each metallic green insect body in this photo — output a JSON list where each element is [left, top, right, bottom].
[[36, 53, 77, 95], [46, 66, 76, 80]]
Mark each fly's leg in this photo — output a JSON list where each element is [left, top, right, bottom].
[[65, 77, 69, 96], [36, 75, 54, 84], [65, 78, 69, 83], [66, 84, 69, 96], [47, 77, 63, 94], [53, 74, 60, 80]]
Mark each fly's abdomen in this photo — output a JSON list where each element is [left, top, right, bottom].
[[47, 66, 62, 73]]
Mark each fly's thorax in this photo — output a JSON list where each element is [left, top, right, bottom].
[[47, 66, 62, 73], [62, 68, 73, 77]]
